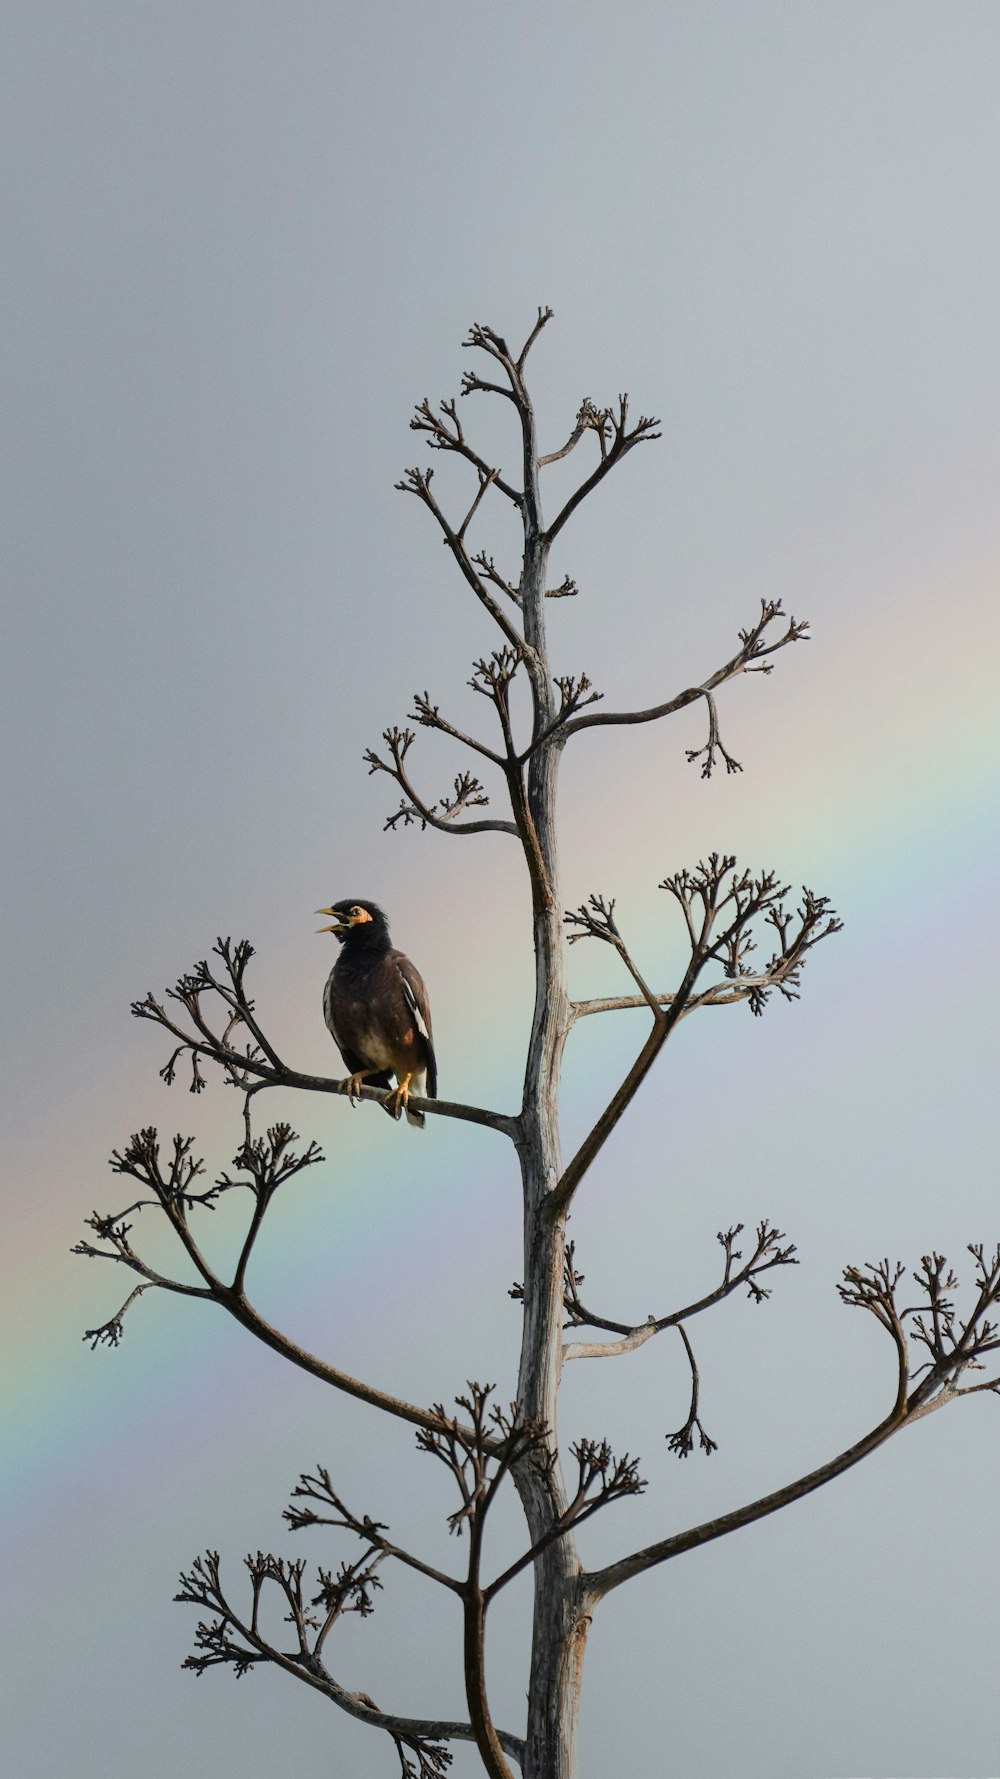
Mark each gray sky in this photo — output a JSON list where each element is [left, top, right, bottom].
[[4, 5, 1000, 1776]]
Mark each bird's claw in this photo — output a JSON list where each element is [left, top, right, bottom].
[[384, 1076, 412, 1121]]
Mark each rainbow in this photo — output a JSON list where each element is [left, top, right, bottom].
[[5, 553, 998, 1528]]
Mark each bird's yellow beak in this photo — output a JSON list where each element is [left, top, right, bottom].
[[315, 906, 347, 935]]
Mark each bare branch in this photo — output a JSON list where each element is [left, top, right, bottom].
[[841, 1244, 1000, 1421], [79, 1126, 513, 1441], [175, 1550, 525, 1771], [471, 551, 521, 605], [394, 467, 525, 650], [460, 370, 517, 404], [92, 1127, 227, 1295], [459, 308, 557, 562], [570, 955, 840, 1020], [563, 599, 809, 750], [550, 860, 840, 1216], [458, 468, 498, 543], [538, 399, 605, 468], [414, 1383, 551, 1540], [81, 1282, 154, 1349], [410, 691, 507, 766], [587, 1246, 1000, 1599], [586, 1409, 905, 1603], [462, 312, 553, 390], [285, 1466, 462, 1595], [78, 1119, 324, 1329], [366, 723, 515, 837], [563, 895, 662, 1019], [684, 689, 743, 779], [408, 400, 522, 507], [545, 394, 661, 544], [561, 1321, 659, 1363], [468, 646, 523, 759], [559, 1224, 797, 1373], [516, 304, 555, 372], [226, 1122, 324, 1294]]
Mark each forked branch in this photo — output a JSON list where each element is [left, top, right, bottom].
[[485, 1435, 646, 1602], [586, 1246, 1000, 1600], [175, 1549, 525, 1772], [366, 723, 517, 838], [461, 307, 554, 399], [409, 398, 522, 508], [395, 467, 525, 651], [285, 1466, 462, 1594], [545, 394, 661, 543], [563, 599, 809, 769], [564, 895, 662, 1017], [559, 1222, 798, 1376], [551, 859, 841, 1215], [75, 1123, 509, 1441]]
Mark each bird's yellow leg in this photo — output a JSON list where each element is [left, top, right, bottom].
[[343, 1070, 378, 1105], [384, 1073, 413, 1120]]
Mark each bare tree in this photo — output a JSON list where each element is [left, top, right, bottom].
[[76, 311, 1000, 1779]]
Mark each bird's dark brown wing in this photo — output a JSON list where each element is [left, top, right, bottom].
[[394, 953, 437, 1099]]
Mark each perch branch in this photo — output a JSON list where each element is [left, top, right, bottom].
[[131, 942, 519, 1137]]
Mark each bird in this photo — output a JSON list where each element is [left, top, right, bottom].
[[315, 899, 437, 1129]]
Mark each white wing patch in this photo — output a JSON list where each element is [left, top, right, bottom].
[[400, 971, 430, 1041]]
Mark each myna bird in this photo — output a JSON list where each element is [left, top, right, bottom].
[[315, 899, 437, 1129]]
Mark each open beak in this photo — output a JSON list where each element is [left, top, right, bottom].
[[315, 906, 348, 935]]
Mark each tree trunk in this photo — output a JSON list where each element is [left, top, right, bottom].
[[517, 1508, 592, 1779], [514, 525, 587, 1778]]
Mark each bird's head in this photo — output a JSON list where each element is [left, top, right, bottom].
[[315, 899, 390, 945]]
